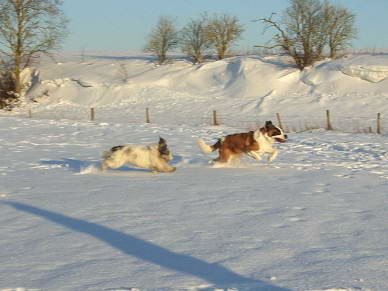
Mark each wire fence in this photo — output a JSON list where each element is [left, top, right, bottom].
[[201, 110, 386, 134], [4, 107, 387, 135]]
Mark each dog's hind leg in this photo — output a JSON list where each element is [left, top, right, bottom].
[[100, 162, 108, 172], [213, 148, 233, 165], [230, 154, 241, 164], [100, 159, 126, 171]]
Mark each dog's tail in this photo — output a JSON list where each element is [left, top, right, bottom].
[[197, 138, 221, 154]]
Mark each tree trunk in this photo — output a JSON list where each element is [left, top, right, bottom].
[[329, 47, 337, 59], [13, 55, 22, 96], [14, 0, 23, 96], [217, 50, 224, 60]]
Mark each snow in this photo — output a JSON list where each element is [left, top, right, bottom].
[[0, 51, 388, 291], [5, 51, 388, 127], [339, 54, 388, 83]]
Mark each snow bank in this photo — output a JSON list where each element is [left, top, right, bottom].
[[339, 64, 388, 82], [3, 51, 387, 124], [337, 54, 388, 82]]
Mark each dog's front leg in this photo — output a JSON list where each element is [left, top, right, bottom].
[[166, 166, 176, 172], [158, 165, 176, 173], [268, 148, 278, 162], [163, 163, 177, 172], [154, 162, 176, 173]]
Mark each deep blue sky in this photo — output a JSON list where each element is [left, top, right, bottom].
[[61, 0, 388, 52]]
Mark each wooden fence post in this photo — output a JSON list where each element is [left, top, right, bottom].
[[212, 110, 219, 126], [28, 110, 32, 118], [146, 107, 150, 123], [90, 107, 95, 121], [377, 112, 381, 134], [276, 113, 284, 131], [326, 109, 333, 130]]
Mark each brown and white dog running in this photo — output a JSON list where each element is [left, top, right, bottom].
[[198, 121, 287, 165], [101, 137, 176, 173]]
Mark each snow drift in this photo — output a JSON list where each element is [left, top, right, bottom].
[[4, 52, 386, 126]]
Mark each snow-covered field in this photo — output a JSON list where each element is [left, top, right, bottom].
[[0, 52, 388, 291], [1, 117, 387, 291]]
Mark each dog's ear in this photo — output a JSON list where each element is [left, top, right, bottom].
[[265, 121, 273, 130], [159, 137, 166, 145], [158, 137, 170, 155]]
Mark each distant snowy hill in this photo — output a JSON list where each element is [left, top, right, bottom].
[[2, 51, 387, 130]]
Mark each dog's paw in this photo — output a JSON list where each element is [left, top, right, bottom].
[[268, 157, 277, 163]]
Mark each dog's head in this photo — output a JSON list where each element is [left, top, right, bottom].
[[262, 121, 287, 143], [158, 137, 173, 161]]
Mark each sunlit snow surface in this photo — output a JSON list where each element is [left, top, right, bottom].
[[0, 117, 387, 291]]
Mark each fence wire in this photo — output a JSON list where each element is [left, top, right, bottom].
[[2, 108, 386, 134], [200, 112, 385, 134]]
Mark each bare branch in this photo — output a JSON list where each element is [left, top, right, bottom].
[[253, 0, 357, 69], [206, 13, 244, 60], [0, 0, 68, 97], [145, 16, 179, 64], [179, 14, 211, 63]]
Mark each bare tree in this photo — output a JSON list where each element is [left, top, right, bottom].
[[286, 0, 327, 67], [0, 67, 17, 109], [324, 3, 356, 58], [0, 0, 68, 98], [206, 13, 244, 60], [255, 0, 356, 70], [179, 15, 211, 63], [145, 16, 179, 64]]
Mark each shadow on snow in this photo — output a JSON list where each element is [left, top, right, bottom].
[[2, 201, 292, 291], [40, 158, 152, 173]]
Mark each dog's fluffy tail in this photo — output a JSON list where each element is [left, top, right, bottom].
[[197, 139, 216, 154]]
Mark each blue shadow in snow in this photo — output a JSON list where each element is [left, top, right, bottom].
[[41, 158, 92, 172], [170, 154, 183, 165], [2, 201, 292, 290], [40, 158, 151, 173]]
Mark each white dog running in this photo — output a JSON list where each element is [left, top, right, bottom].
[[101, 137, 176, 173]]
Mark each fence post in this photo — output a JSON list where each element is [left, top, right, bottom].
[[377, 112, 381, 134], [146, 107, 150, 123], [212, 110, 219, 126], [28, 110, 32, 118], [326, 109, 333, 130], [90, 107, 95, 121], [276, 113, 284, 131]]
